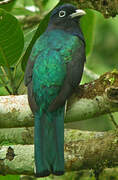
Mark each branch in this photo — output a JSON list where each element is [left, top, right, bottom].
[[0, 129, 118, 175], [0, 127, 34, 145], [19, 15, 41, 30], [66, 71, 118, 123], [0, 127, 104, 145], [62, 0, 118, 18], [0, 0, 13, 5], [0, 71, 118, 128]]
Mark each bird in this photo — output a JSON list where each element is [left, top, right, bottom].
[[24, 3, 86, 177]]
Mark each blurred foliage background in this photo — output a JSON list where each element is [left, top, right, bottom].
[[0, 0, 118, 179]]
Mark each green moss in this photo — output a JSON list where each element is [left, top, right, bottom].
[[0, 175, 19, 180], [0, 141, 15, 146], [112, 69, 118, 74]]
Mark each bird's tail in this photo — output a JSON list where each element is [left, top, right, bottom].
[[34, 106, 65, 177]]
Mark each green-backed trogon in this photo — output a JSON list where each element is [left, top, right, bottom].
[[24, 4, 86, 177]]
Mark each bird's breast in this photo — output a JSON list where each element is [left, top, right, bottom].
[[32, 29, 81, 87], [32, 49, 66, 87]]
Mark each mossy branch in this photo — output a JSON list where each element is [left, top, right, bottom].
[[0, 129, 118, 175], [0, 71, 118, 128]]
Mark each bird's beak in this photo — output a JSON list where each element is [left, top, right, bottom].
[[70, 9, 86, 18]]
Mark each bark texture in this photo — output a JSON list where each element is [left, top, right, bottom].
[[0, 129, 118, 175], [0, 72, 118, 128]]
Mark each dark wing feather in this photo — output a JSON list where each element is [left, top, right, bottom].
[[24, 59, 34, 86], [24, 59, 38, 114], [48, 41, 85, 112]]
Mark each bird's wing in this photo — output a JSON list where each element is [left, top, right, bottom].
[[24, 57, 39, 114], [24, 58, 38, 113], [24, 37, 43, 113], [24, 37, 41, 86], [48, 41, 86, 112], [24, 58, 35, 86]]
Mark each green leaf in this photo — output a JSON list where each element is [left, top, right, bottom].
[[42, 0, 59, 12], [0, 78, 9, 87], [24, 0, 34, 7], [0, 8, 24, 66], [23, 26, 37, 52], [0, 82, 7, 87], [80, 9, 96, 56], [0, 0, 16, 11], [0, 175, 19, 180]]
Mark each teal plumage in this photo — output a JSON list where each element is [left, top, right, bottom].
[[32, 30, 81, 87], [25, 4, 86, 177]]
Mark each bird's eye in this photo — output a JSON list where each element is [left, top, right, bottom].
[[59, 10, 66, 17]]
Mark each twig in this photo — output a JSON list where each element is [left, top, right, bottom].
[[16, 73, 25, 92], [0, 67, 12, 94], [0, 0, 13, 5], [0, 66, 9, 81]]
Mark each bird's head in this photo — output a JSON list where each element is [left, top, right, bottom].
[[49, 4, 86, 28]]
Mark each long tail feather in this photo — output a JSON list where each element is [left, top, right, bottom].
[[34, 106, 65, 177]]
